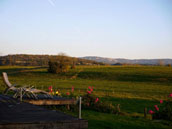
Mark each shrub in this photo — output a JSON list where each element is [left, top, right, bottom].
[[48, 54, 71, 73], [167, 64, 171, 67], [82, 94, 119, 114], [153, 101, 172, 121], [149, 93, 172, 121]]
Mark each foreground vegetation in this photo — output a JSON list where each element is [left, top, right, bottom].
[[0, 65, 172, 129]]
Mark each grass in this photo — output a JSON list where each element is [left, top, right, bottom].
[[0, 65, 172, 129], [81, 110, 172, 129]]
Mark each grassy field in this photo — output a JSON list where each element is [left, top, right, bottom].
[[0, 65, 172, 129]]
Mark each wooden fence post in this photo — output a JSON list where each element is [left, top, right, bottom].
[[117, 104, 120, 113], [79, 97, 82, 119], [144, 107, 147, 119], [20, 88, 23, 102]]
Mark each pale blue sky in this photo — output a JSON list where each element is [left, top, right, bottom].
[[0, 0, 172, 59]]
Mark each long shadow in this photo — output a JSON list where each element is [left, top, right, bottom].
[[88, 118, 166, 129], [0, 67, 48, 76], [0, 67, 47, 74], [102, 97, 160, 113], [78, 71, 172, 84], [1, 66, 172, 85]]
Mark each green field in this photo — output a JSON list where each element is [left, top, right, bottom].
[[0, 65, 172, 129]]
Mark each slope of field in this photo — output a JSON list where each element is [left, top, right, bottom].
[[0, 65, 172, 129]]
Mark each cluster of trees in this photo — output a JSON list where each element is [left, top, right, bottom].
[[0, 54, 49, 66], [48, 54, 75, 73], [0, 54, 104, 66]]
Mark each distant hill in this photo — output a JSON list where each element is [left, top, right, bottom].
[[0, 54, 105, 66], [81, 56, 172, 65], [1, 55, 171, 66]]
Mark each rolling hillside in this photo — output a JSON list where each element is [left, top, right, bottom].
[[0, 54, 105, 66], [81, 56, 172, 65]]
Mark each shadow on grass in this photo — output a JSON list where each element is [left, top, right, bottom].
[[0, 67, 47, 75], [77, 71, 172, 84], [87, 118, 168, 129], [83, 110, 170, 129], [102, 97, 161, 113]]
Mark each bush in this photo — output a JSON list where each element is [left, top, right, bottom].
[[167, 64, 171, 67], [48, 54, 71, 73], [149, 93, 172, 121], [82, 94, 119, 114], [153, 101, 172, 121]]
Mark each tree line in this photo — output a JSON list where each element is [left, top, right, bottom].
[[0, 54, 105, 66]]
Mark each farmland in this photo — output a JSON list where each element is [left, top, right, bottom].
[[0, 65, 172, 129]]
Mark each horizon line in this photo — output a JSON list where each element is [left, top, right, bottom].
[[1, 53, 172, 60]]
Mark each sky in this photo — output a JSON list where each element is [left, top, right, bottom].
[[0, 0, 172, 59]]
